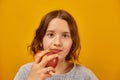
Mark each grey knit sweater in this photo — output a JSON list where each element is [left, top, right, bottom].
[[14, 62, 98, 80]]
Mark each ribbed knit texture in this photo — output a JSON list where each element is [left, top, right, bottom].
[[14, 62, 98, 80]]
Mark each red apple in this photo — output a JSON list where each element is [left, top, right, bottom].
[[46, 51, 59, 68]]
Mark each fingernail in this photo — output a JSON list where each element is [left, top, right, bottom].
[[55, 54, 58, 57], [45, 49, 50, 52]]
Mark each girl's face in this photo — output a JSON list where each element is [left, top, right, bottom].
[[43, 18, 72, 62]]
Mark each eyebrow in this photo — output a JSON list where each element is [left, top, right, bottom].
[[46, 30, 70, 34], [63, 32, 71, 34], [46, 30, 54, 32]]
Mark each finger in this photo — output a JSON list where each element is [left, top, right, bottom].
[[39, 68, 53, 80], [42, 67, 55, 74], [41, 74, 51, 79], [39, 54, 58, 67], [34, 50, 50, 64], [49, 71, 56, 76]]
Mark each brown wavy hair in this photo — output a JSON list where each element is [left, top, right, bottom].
[[29, 10, 81, 62]]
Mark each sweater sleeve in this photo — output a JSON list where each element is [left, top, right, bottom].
[[86, 69, 98, 80], [14, 63, 32, 80], [81, 66, 99, 80], [75, 64, 99, 80]]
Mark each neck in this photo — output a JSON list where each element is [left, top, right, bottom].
[[55, 60, 74, 74]]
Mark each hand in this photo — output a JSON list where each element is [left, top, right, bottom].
[[27, 50, 58, 80]]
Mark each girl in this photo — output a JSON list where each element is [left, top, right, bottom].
[[14, 10, 98, 80]]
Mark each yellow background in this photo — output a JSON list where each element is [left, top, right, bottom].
[[0, 0, 120, 80]]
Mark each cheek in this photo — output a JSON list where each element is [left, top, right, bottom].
[[42, 37, 49, 50], [64, 40, 72, 53], [43, 37, 55, 50]]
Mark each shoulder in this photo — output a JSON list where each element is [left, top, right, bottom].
[[17, 62, 33, 75], [19, 62, 33, 70], [14, 62, 33, 80], [74, 64, 99, 80], [75, 64, 93, 74]]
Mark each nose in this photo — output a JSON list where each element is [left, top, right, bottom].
[[53, 35, 62, 47]]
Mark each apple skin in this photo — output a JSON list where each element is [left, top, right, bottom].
[[46, 51, 59, 68]]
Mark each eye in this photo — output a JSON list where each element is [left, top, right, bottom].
[[62, 33, 70, 38], [46, 32, 54, 38]]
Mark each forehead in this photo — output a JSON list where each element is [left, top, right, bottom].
[[47, 18, 70, 32]]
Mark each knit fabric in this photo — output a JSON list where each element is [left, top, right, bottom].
[[14, 62, 98, 80]]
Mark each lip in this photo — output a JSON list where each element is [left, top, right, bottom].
[[50, 49, 62, 53]]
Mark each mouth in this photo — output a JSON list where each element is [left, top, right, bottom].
[[50, 49, 62, 53]]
